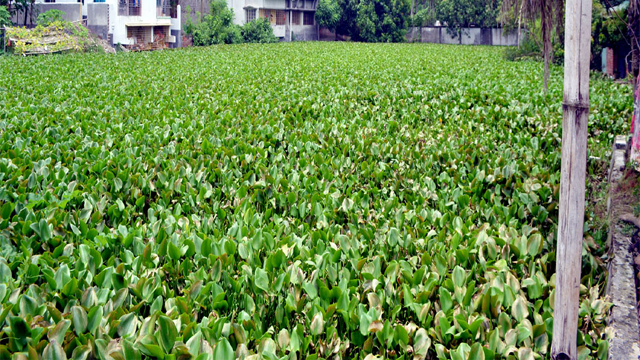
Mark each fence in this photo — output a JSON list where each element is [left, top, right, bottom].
[[406, 27, 519, 46]]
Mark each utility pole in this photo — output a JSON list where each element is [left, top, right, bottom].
[[551, 0, 593, 358]]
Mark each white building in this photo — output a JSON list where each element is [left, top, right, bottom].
[[227, 0, 317, 41], [32, 0, 182, 49]]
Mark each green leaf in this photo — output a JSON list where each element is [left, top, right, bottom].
[[452, 265, 466, 288], [48, 319, 71, 345], [118, 313, 137, 338], [42, 340, 67, 360], [9, 316, 30, 339], [310, 313, 324, 335], [122, 339, 142, 360], [394, 324, 409, 348], [157, 315, 178, 353], [388, 227, 400, 247], [87, 306, 103, 335], [413, 328, 431, 357], [255, 268, 269, 293], [168, 242, 182, 260], [439, 287, 453, 312], [512, 295, 529, 322], [212, 338, 234, 360], [71, 306, 88, 335], [527, 233, 543, 257], [469, 343, 485, 360]]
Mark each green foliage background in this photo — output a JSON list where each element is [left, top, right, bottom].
[[0, 43, 632, 359]]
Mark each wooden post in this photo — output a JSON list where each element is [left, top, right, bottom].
[[551, 0, 593, 358]]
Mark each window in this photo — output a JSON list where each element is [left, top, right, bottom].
[[276, 10, 285, 25], [156, 0, 177, 17], [127, 26, 148, 43], [246, 9, 256, 22], [260, 9, 274, 24], [119, 0, 141, 16], [292, 11, 300, 25], [303, 12, 313, 25]]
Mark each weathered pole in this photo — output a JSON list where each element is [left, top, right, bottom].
[[551, 0, 593, 358]]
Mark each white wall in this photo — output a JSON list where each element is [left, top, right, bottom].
[[103, 0, 179, 45], [228, 0, 247, 25]]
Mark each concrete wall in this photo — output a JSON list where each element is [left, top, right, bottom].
[[406, 26, 519, 46], [87, 3, 109, 39], [12, 2, 82, 25], [291, 24, 315, 40], [181, 0, 210, 27], [228, 0, 246, 24]]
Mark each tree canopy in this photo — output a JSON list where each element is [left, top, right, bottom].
[[437, 0, 499, 37], [316, 0, 342, 32], [356, 0, 411, 42]]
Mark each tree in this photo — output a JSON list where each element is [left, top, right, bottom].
[[335, 0, 359, 38], [0, 6, 10, 27], [242, 18, 278, 43], [355, 0, 410, 42], [500, 0, 564, 91], [316, 0, 342, 34], [436, 0, 499, 39], [192, 0, 242, 46]]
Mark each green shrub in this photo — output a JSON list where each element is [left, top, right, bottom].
[[37, 9, 65, 26], [192, 0, 242, 46], [503, 35, 542, 62], [242, 18, 278, 43]]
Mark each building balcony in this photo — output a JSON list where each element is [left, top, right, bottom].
[[285, 0, 316, 10]]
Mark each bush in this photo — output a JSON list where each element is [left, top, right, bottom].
[[503, 35, 542, 62], [192, 0, 242, 46], [242, 18, 278, 43], [37, 9, 65, 26]]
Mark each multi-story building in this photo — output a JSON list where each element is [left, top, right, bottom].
[[227, 0, 317, 41], [88, 0, 181, 49], [29, 0, 182, 49]]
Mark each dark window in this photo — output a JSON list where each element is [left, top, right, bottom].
[[276, 10, 285, 25], [119, 0, 141, 16], [303, 12, 313, 25]]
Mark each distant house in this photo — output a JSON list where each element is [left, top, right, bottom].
[[227, 0, 318, 41], [29, 0, 182, 49]]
